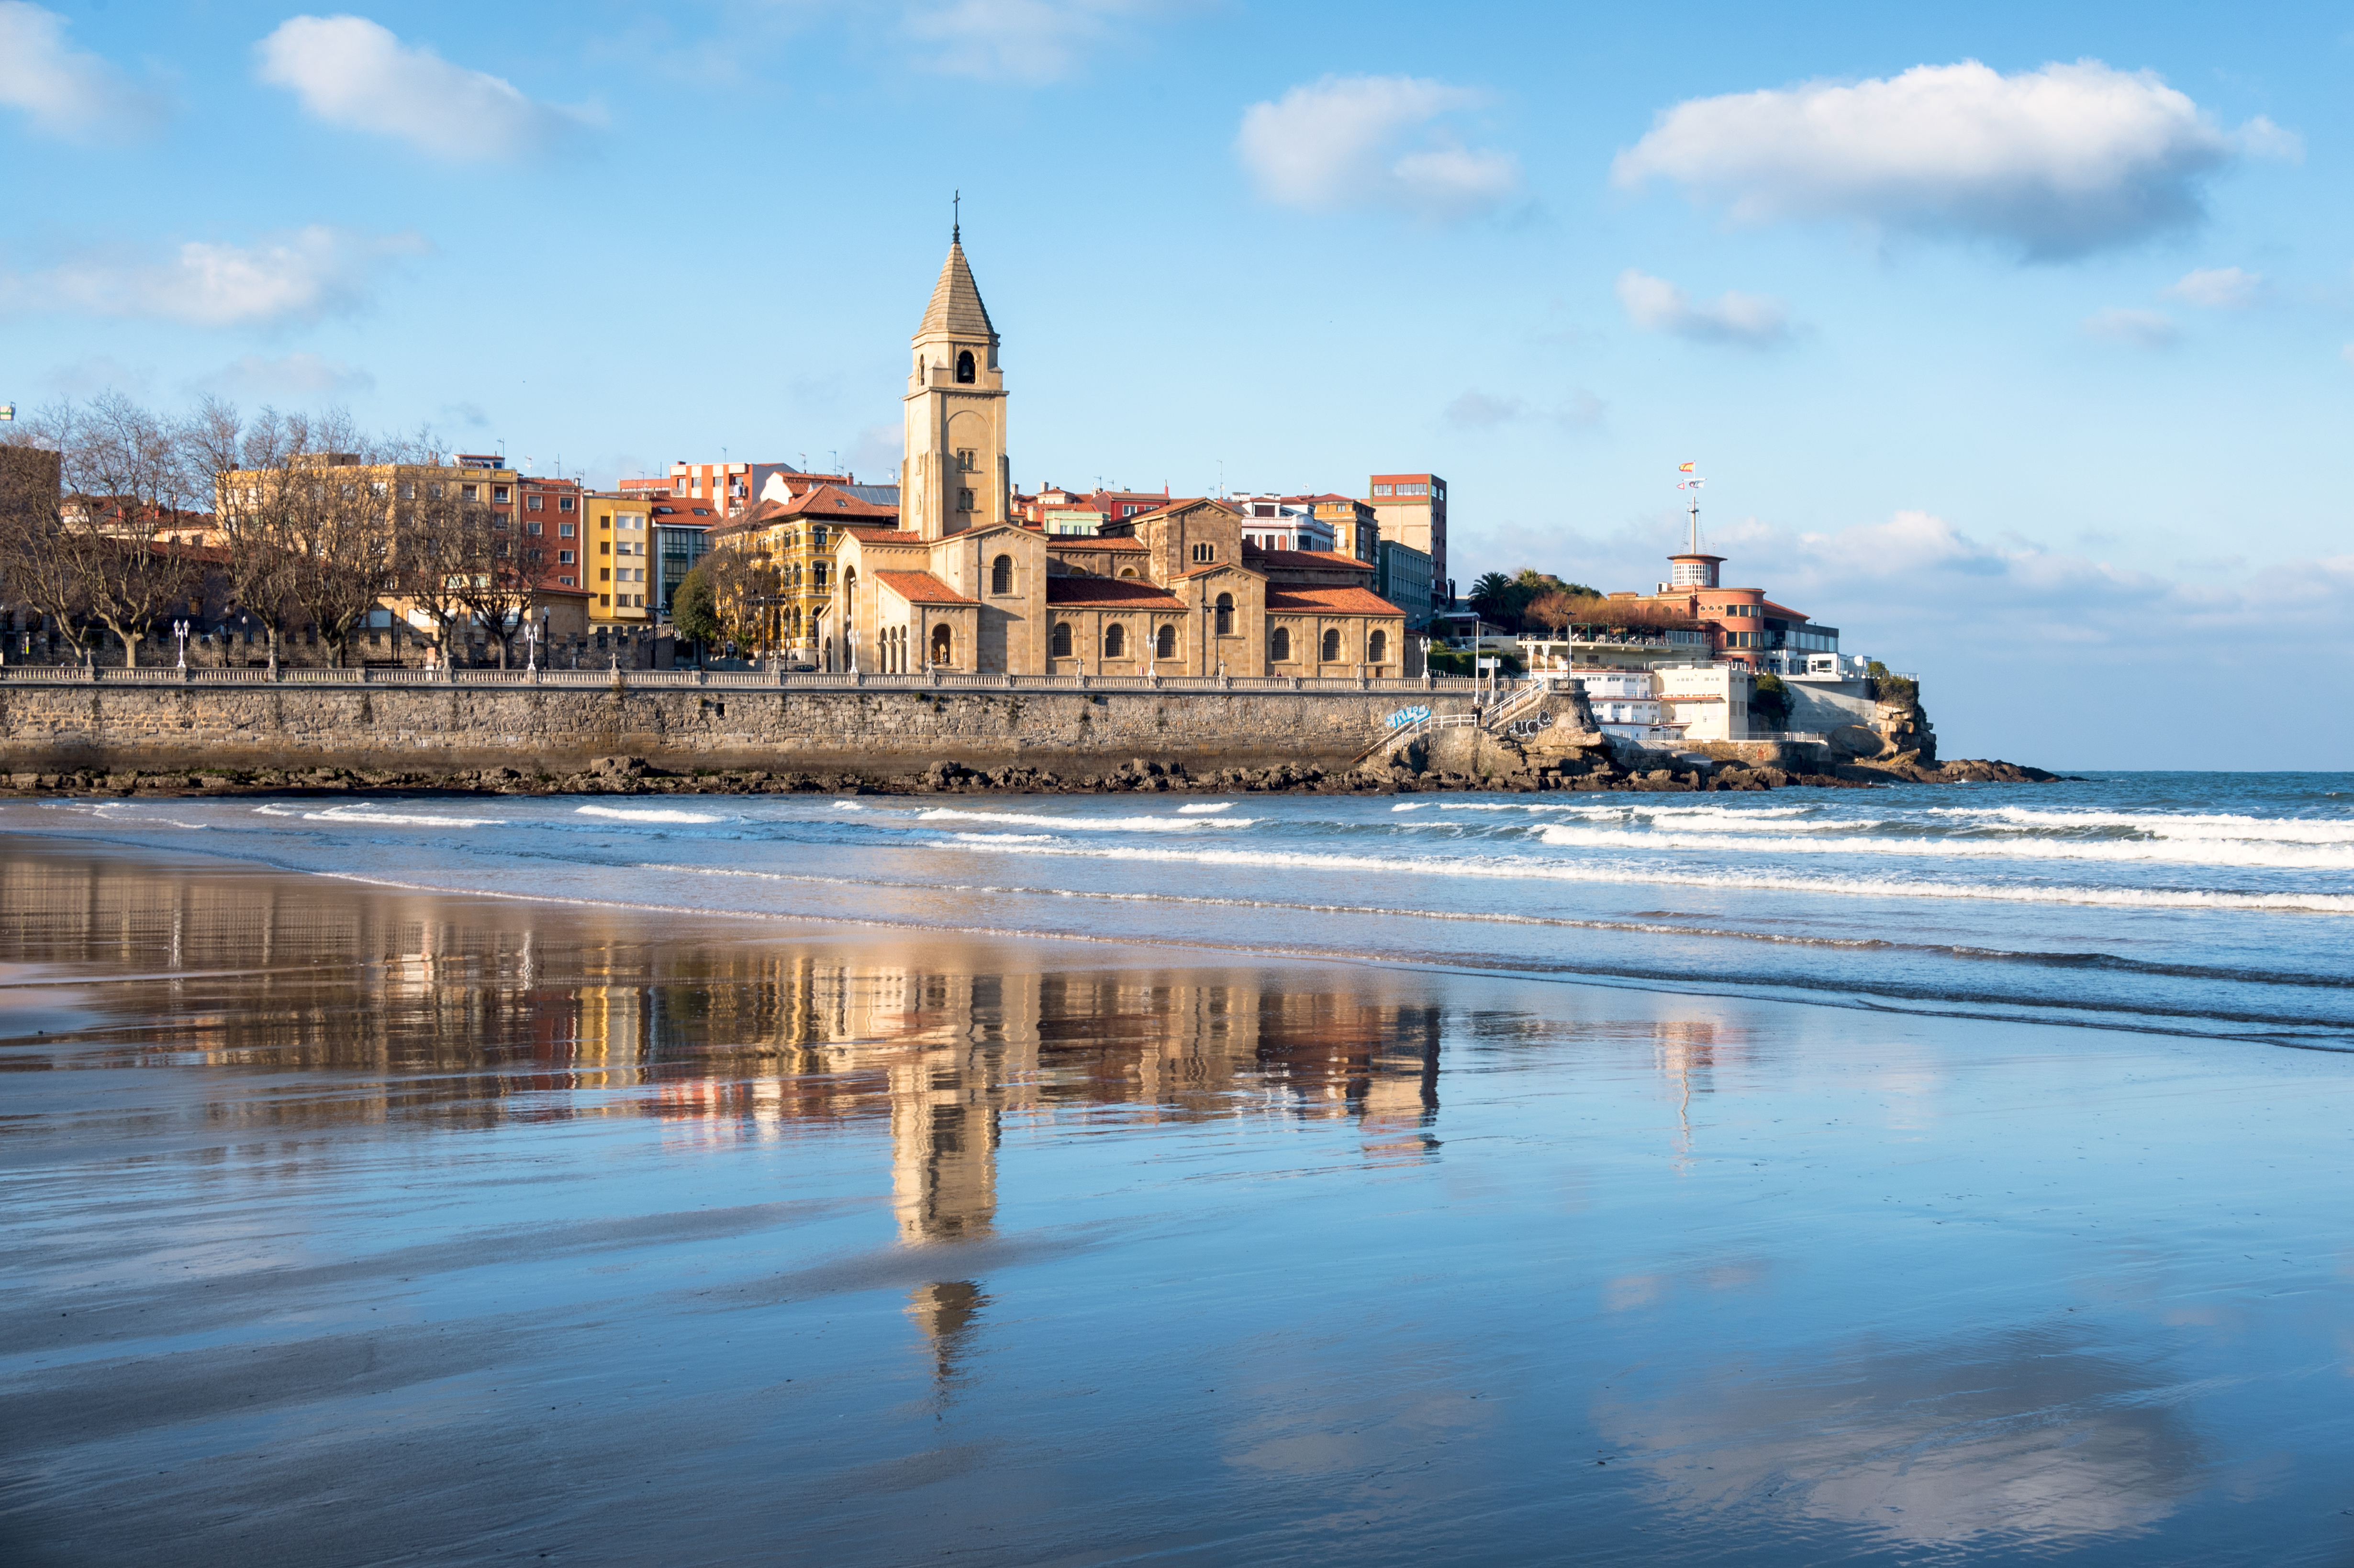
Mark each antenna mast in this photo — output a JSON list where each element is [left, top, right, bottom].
[[1677, 462, 1704, 553]]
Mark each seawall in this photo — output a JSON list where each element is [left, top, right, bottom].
[[0, 670, 1475, 778]]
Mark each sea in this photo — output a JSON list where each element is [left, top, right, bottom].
[[19, 771, 2351, 1049], [2, 772, 2349, 1566]]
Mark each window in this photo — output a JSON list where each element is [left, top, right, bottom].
[[1118, 567, 1139, 579], [462, 484, 479, 500], [1051, 622, 1072, 657], [931, 624, 952, 665], [492, 486, 511, 503], [1155, 623, 1175, 659], [957, 488, 975, 512], [1104, 623, 1126, 657], [558, 550, 575, 565], [1190, 542, 1214, 563], [527, 495, 543, 511], [601, 568, 612, 582], [1321, 628, 1342, 661], [399, 482, 415, 500], [1369, 630, 1387, 662], [599, 594, 611, 607], [559, 523, 574, 538], [991, 555, 1013, 595], [526, 521, 543, 536], [957, 448, 978, 473], [1372, 484, 1394, 497], [559, 496, 574, 512], [956, 349, 976, 383], [1271, 626, 1291, 662], [1398, 483, 1427, 497], [1214, 593, 1233, 635], [560, 576, 574, 587], [600, 541, 611, 555], [428, 483, 444, 499]]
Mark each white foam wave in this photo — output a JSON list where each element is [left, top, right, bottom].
[[1176, 803, 1234, 814], [1391, 803, 1427, 812], [938, 837, 2354, 914], [1534, 822, 2354, 870], [290, 805, 506, 828], [575, 806, 724, 823], [912, 807, 1256, 833], [1930, 805, 2354, 845], [952, 833, 1055, 843]]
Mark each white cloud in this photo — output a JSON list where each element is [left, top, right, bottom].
[[256, 15, 602, 161], [0, 227, 428, 328], [0, 1, 167, 142], [1237, 75, 1522, 223], [1444, 391, 1523, 428], [1615, 269, 1794, 347], [1613, 60, 2264, 260], [2164, 266, 2262, 308], [901, 0, 1174, 85], [2080, 306, 2177, 348], [1444, 389, 1605, 431], [198, 352, 377, 398]]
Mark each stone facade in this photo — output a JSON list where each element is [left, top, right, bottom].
[[0, 678, 1484, 778]]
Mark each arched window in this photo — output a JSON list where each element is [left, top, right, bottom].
[[1271, 626, 1291, 662], [991, 555, 1013, 595], [1104, 623, 1126, 657], [956, 350, 976, 384], [1155, 623, 1175, 659], [1214, 593, 1233, 635], [1118, 567, 1138, 579], [1321, 628, 1342, 662], [1051, 622, 1072, 657], [1368, 630, 1386, 663], [931, 624, 952, 665]]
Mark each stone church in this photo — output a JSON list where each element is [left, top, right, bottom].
[[817, 234, 1417, 678]]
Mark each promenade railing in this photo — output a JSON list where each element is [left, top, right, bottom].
[[0, 664, 1485, 695]]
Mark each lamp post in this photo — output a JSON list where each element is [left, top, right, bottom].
[[523, 610, 542, 672], [173, 619, 189, 669]]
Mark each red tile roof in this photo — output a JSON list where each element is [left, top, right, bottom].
[[1265, 586, 1406, 616], [1246, 547, 1373, 570], [874, 570, 976, 605], [839, 525, 923, 544], [1051, 535, 1149, 551], [1045, 577, 1183, 607]]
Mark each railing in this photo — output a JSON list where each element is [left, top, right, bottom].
[[1741, 732, 1830, 745], [0, 663, 1477, 695]]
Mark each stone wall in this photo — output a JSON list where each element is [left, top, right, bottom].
[[0, 676, 1487, 778]]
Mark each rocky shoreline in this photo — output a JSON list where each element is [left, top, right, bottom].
[[2, 751, 2065, 799]]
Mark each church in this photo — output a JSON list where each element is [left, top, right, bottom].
[[780, 233, 1417, 678]]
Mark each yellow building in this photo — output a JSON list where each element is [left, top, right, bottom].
[[706, 483, 896, 660], [580, 491, 657, 623]]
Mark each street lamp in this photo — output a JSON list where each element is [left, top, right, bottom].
[[174, 619, 190, 669], [523, 610, 542, 671]]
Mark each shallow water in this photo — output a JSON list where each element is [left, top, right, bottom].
[[1, 777, 2351, 1564]]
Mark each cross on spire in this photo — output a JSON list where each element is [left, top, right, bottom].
[[952, 189, 960, 244]]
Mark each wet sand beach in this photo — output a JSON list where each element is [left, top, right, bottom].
[[2, 830, 2352, 1566]]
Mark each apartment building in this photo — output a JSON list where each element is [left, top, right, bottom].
[[1367, 472, 1446, 604]]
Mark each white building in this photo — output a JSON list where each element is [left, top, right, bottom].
[[1576, 668, 1689, 746], [1654, 661, 1753, 742], [1229, 495, 1334, 554]]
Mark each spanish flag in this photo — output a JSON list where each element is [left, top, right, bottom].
[[1678, 461, 1695, 473]]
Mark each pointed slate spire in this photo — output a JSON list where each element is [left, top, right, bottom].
[[918, 241, 996, 342]]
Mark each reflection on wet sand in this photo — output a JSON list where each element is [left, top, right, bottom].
[[6, 838, 2347, 1568]]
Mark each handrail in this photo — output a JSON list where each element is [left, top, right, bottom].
[[0, 663, 1469, 694]]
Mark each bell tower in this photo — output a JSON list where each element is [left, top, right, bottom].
[[903, 213, 1008, 540]]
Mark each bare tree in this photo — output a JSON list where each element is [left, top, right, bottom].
[[22, 394, 200, 668], [450, 500, 534, 667], [0, 413, 83, 664]]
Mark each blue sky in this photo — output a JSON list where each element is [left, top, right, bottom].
[[4, 0, 2351, 767]]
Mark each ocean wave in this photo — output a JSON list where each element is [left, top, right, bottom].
[[574, 806, 725, 823], [939, 836, 2354, 914], [279, 804, 508, 828], [911, 807, 1257, 833], [1177, 803, 1234, 814], [1929, 805, 2354, 845], [1532, 822, 2354, 870], [951, 833, 1056, 843]]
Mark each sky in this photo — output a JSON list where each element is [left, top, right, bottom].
[[3, 0, 2351, 768]]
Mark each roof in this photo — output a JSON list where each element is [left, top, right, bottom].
[[1265, 586, 1406, 616], [1050, 535, 1148, 551], [1246, 547, 1373, 571], [838, 525, 922, 545], [918, 240, 996, 341], [1125, 497, 1239, 526], [1044, 577, 1183, 608], [1761, 598, 1815, 622], [875, 570, 977, 606], [776, 482, 896, 521]]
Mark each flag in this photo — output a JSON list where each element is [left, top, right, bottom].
[[1677, 461, 1695, 473]]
